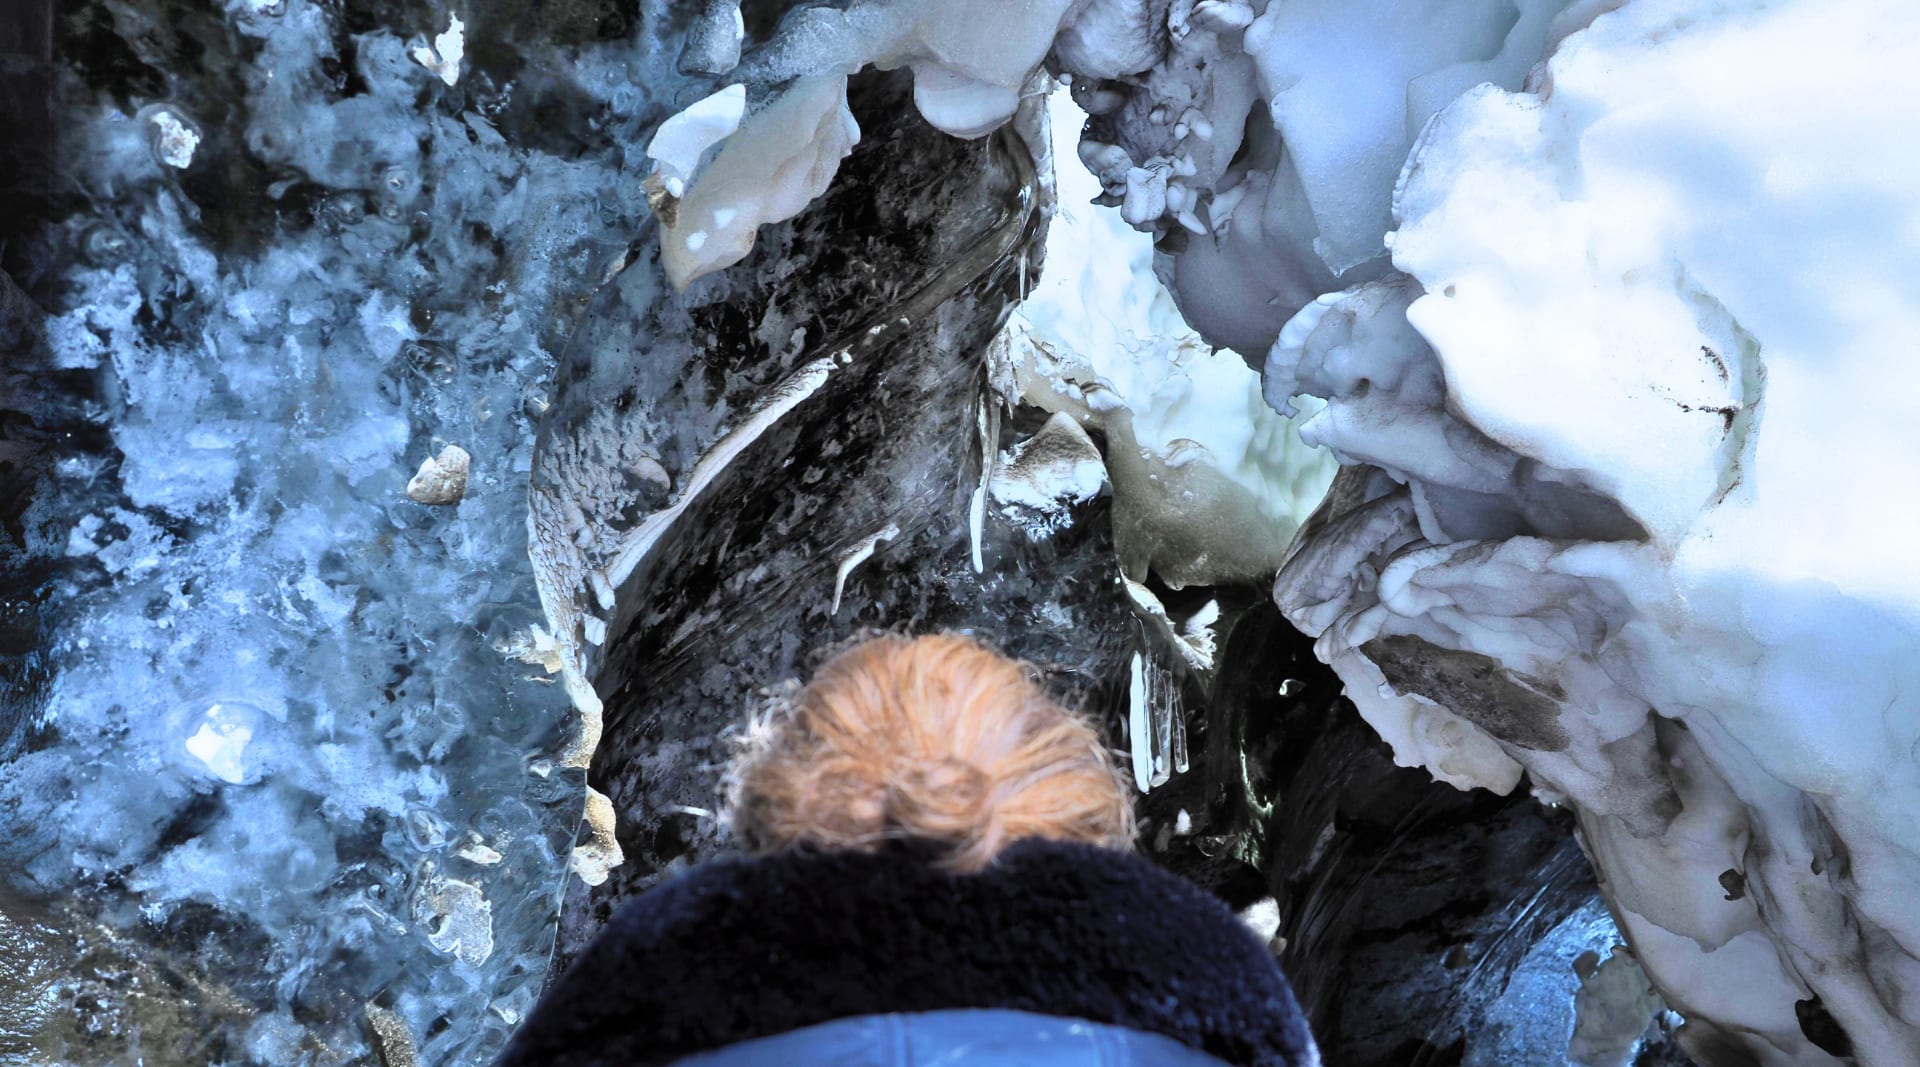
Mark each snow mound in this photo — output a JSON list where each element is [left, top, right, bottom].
[[1267, 0, 1920, 1061]]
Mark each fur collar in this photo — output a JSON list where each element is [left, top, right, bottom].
[[497, 840, 1318, 1067]]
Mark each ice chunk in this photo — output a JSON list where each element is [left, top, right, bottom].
[[184, 703, 256, 785], [909, 63, 1022, 140], [645, 84, 747, 199], [662, 76, 860, 289], [1569, 947, 1664, 1066], [679, 0, 745, 75]]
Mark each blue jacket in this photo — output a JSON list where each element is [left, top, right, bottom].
[[497, 840, 1319, 1067], [674, 1009, 1235, 1067]]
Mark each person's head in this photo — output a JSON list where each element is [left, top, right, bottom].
[[727, 632, 1134, 872]]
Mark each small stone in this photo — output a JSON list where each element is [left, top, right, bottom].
[[454, 835, 503, 866], [413, 873, 493, 966], [147, 108, 201, 169], [570, 786, 625, 886], [406, 445, 470, 505], [364, 1003, 419, 1067]]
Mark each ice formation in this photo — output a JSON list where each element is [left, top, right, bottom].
[[659, 75, 858, 289], [739, 0, 1076, 138], [990, 90, 1335, 589], [1053, 0, 1920, 1060], [15, 0, 1917, 1061], [655, 0, 1087, 288]]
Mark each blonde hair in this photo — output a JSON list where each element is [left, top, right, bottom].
[[727, 633, 1135, 872]]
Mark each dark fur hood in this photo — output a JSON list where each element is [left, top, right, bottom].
[[497, 839, 1319, 1067]]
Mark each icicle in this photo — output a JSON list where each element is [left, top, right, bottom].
[[831, 522, 901, 614], [969, 397, 998, 573], [1171, 687, 1190, 774], [1128, 652, 1152, 793], [1149, 658, 1175, 788]]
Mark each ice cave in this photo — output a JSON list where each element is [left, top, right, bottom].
[[2, 0, 1916, 1063]]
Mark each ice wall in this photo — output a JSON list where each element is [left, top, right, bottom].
[[1055, 0, 1920, 1061]]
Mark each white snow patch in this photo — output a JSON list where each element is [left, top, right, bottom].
[[661, 75, 860, 289], [411, 14, 465, 88]]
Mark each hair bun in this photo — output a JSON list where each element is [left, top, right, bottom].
[[887, 756, 992, 845], [728, 633, 1134, 872]]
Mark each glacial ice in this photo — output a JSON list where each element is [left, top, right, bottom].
[[643, 83, 747, 200], [659, 74, 859, 288], [656, 0, 1084, 287]]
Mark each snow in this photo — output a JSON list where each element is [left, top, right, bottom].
[[1254, 0, 1920, 1060], [1049, 0, 1920, 1056], [988, 411, 1107, 536], [1242, 0, 1569, 276], [410, 14, 466, 88]]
